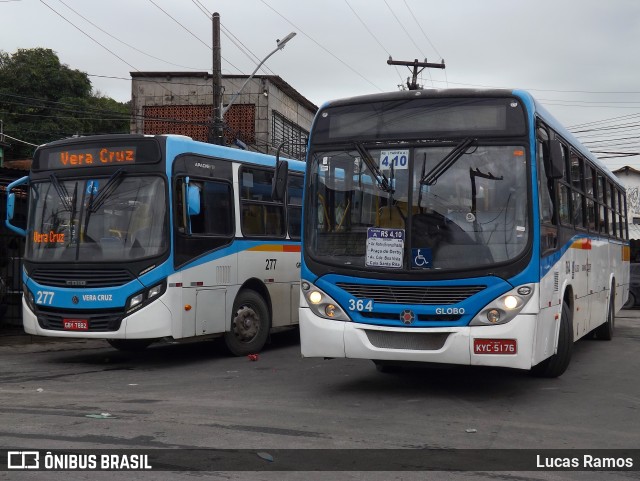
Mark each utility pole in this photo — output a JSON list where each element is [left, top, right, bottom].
[[387, 57, 445, 90], [211, 12, 224, 145]]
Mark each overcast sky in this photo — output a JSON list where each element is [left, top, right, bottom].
[[2, 0, 640, 167]]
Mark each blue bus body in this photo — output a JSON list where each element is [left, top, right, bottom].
[[6, 134, 305, 353], [299, 89, 629, 376]]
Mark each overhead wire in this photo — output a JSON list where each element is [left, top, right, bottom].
[[401, 0, 443, 60], [56, 0, 208, 71], [383, 0, 433, 87], [39, 0, 197, 105], [258, 0, 384, 92], [2, 133, 39, 147], [147, 0, 243, 73], [343, 0, 404, 86]]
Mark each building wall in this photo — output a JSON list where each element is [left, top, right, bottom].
[[613, 169, 640, 223], [130, 74, 315, 158]]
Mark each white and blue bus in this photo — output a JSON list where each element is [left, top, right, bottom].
[[299, 89, 629, 377], [6, 134, 304, 354]]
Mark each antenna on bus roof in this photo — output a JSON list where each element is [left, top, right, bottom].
[[387, 57, 446, 90]]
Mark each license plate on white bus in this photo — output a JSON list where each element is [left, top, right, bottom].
[[63, 319, 88, 331], [474, 339, 517, 354]]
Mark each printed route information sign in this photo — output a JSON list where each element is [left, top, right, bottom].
[[365, 227, 405, 268]]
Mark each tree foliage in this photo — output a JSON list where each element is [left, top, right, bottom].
[[0, 48, 130, 160]]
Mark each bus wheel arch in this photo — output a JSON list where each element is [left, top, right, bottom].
[[531, 300, 573, 378], [224, 283, 271, 356], [594, 278, 615, 340]]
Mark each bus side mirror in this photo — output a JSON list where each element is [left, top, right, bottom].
[[187, 184, 201, 216], [6, 193, 16, 221], [548, 139, 564, 179], [5, 175, 28, 237], [272, 159, 288, 202]]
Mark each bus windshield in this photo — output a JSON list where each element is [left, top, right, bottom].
[[306, 144, 530, 271], [26, 175, 167, 262]]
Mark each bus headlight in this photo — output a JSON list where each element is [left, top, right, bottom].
[[126, 281, 167, 314], [23, 284, 36, 313], [148, 284, 163, 299], [470, 284, 534, 326], [503, 295, 518, 310], [129, 294, 144, 309], [302, 283, 350, 321]]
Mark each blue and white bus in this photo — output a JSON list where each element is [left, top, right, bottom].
[[299, 89, 629, 377], [5, 134, 304, 354]]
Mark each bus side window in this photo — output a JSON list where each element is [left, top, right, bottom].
[[179, 178, 233, 236], [240, 167, 285, 237], [537, 125, 558, 254], [287, 174, 303, 240]]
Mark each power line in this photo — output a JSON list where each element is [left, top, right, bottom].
[[147, 0, 209, 50], [188, 0, 272, 76], [383, 0, 425, 59], [343, 0, 404, 85], [2, 133, 39, 147], [147, 0, 243, 74], [402, 0, 443, 60], [56, 0, 207, 71], [40, 0, 137, 71], [220, 24, 277, 76], [568, 112, 640, 129], [39, 1, 202, 105], [258, 0, 384, 92]]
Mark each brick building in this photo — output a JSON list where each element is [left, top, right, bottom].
[[130, 72, 317, 160]]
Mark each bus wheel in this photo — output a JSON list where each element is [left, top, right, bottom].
[[225, 290, 270, 356], [594, 292, 615, 340], [107, 339, 153, 352], [531, 302, 573, 378]]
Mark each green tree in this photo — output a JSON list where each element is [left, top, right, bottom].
[[0, 48, 130, 160]]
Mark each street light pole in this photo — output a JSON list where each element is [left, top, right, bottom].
[[221, 32, 296, 117]]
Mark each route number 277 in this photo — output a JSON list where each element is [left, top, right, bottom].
[[36, 290, 54, 305], [265, 259, 277, 270]]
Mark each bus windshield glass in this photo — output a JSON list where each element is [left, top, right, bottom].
[[306, 144, 530, 271], [26, 175, 167, 262]]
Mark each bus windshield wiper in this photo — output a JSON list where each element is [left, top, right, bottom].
[[420, 137, 476, 186], [87, 169, 126, 213], [49, 173, 72, 211], [354, 142, 393, 193]]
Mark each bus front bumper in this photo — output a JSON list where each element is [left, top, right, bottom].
[[299, 308, 536, 370], [22, 296, 173, 340]]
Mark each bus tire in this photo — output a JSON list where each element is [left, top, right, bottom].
[[225, 289, 270, 356], [594, 292, 615, 340], [107, 339, 153, 352], [531, 302, 573, 378]]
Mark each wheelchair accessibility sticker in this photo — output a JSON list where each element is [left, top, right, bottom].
[[412, 248, 433, 268]]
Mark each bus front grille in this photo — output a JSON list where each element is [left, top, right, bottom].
[[359, 312, 462, 322], [336, 283, 485, 305], [31, 268, 134, 288], [36, 307, 124, 332], [365, 330, 449, 350]]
